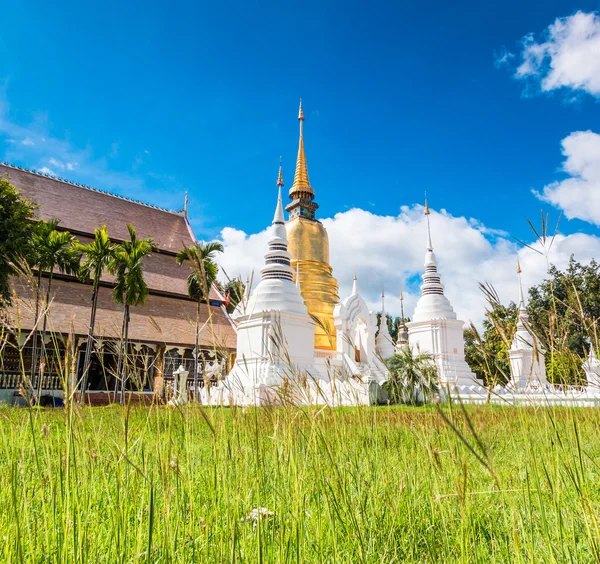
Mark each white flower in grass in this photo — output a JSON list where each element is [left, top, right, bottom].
[[242, 507, 275, 528]]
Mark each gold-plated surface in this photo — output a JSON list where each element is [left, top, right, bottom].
[[287, 217, 339, 350], [290, 100, 314, 200]]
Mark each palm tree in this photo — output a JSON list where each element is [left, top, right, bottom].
[[176, 241, 224, 400], [76, 225, 116, 401], [32, 220, 81, 400], [384, 347, 440, 405], [28, 219, 59, 386], [108, 224, 154, 404]]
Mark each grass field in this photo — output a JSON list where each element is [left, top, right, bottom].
[[1, 403, 600, 563]]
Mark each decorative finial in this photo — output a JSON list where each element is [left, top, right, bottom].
[[400, 290, 405, 320], [277, 156, 284, 187], [517, 260, 525, 307], [353, 271, 357, 281], [424, 194, 433, 251], [298, 98, 304, 121], [184, 191, 189, 215], [352, 273, 358, 295]]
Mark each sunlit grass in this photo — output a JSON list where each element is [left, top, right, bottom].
[[1, 403, 600, 562]]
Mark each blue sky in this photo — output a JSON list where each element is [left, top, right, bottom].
[[2, 1, 600, 322]]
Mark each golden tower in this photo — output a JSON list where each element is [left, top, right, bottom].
[[286, 100, 340, 350]]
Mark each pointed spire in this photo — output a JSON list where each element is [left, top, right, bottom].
[[290, 99, 314, 199], [352, 272, 358, 295], [424, 195, 433, 251], [273, 184, 285, 225], [400, 290, 405, 321], [184, 191, 189, 216], [381, 288, 386, 315], [517, 260, 525, 307], [261, 179, 294, 283], [277, 156, 284, 187]]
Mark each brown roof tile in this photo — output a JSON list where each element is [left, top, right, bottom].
[[9, 277, 236, 350], [1, 164, 193, 253]]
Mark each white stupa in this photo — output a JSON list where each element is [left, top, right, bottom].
[[333, 275, 388, 383], [583, 347, 600, 392], [375, 290, 396, 360], [508, 262, 548, 390], [225, 165, 315, 405], [395, 291, 409, 353], [407, 200, 478, 387]]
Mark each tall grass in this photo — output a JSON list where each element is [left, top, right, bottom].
[[1, 403, 600, 562]]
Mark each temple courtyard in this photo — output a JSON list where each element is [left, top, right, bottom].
[[1, 403, 599, 562]]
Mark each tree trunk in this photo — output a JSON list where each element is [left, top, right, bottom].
[[79, 279, 99, 403], [114, 308, 127, 402], [120, 304, 130, 405], [36, 269, 54, 403], [29, 270, 43, 397], [194, 299, 200, 402]]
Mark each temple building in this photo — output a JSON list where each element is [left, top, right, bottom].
[[1, 163, 236, 403], [204, 162, 389, 407], [286, 101, 340, 351]]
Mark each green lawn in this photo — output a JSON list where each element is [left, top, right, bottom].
[[1, 403, 599, 563]]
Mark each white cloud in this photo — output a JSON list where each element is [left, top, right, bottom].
[[217, 204, 600, 327], [536, 130, 600, 225], [515, 11, 600, 97], [38, 166, 56, 176], [494, 47, 515, 69]]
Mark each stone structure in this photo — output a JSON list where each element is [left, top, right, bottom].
[[508, 263, 548, 390], [407, 201, 478, 387], [375, 290, 396, 360], [224, 174, 315, 405], [286, 101, 340, 350], [583, 347, 600, 390], [203, 168, 387, 407]]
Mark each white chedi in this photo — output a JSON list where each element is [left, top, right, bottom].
[[508, 264, 548, 390], [223, 180, 315, 405], [375, 290, 395, 360], [583, 347, 600, 391], [333, 275, 388, 384], [407, 202, 478, 387]]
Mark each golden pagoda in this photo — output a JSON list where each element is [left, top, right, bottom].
[[286, 100, 340, 350]]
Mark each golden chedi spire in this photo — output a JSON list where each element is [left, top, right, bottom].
[[290, 99, 315, 201], [285, 99, 339, 350]]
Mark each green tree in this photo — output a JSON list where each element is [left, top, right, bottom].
[[108, 224, 154, 404], [77, 225, 116, 400], [220, 277, 246, 314], [0, 175, 37, 306], [31, 220, 81, 400], [176, 241, 224, 399], [528, 256, 600, 359], [384, 347, 439, 405], [464, 301, 518, 386], [375, 313, 404, 343]]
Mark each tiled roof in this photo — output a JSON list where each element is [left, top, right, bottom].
[[0, 163, 191, 254], [1, 163, 225, 303], [10, 277, 236, 350]]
